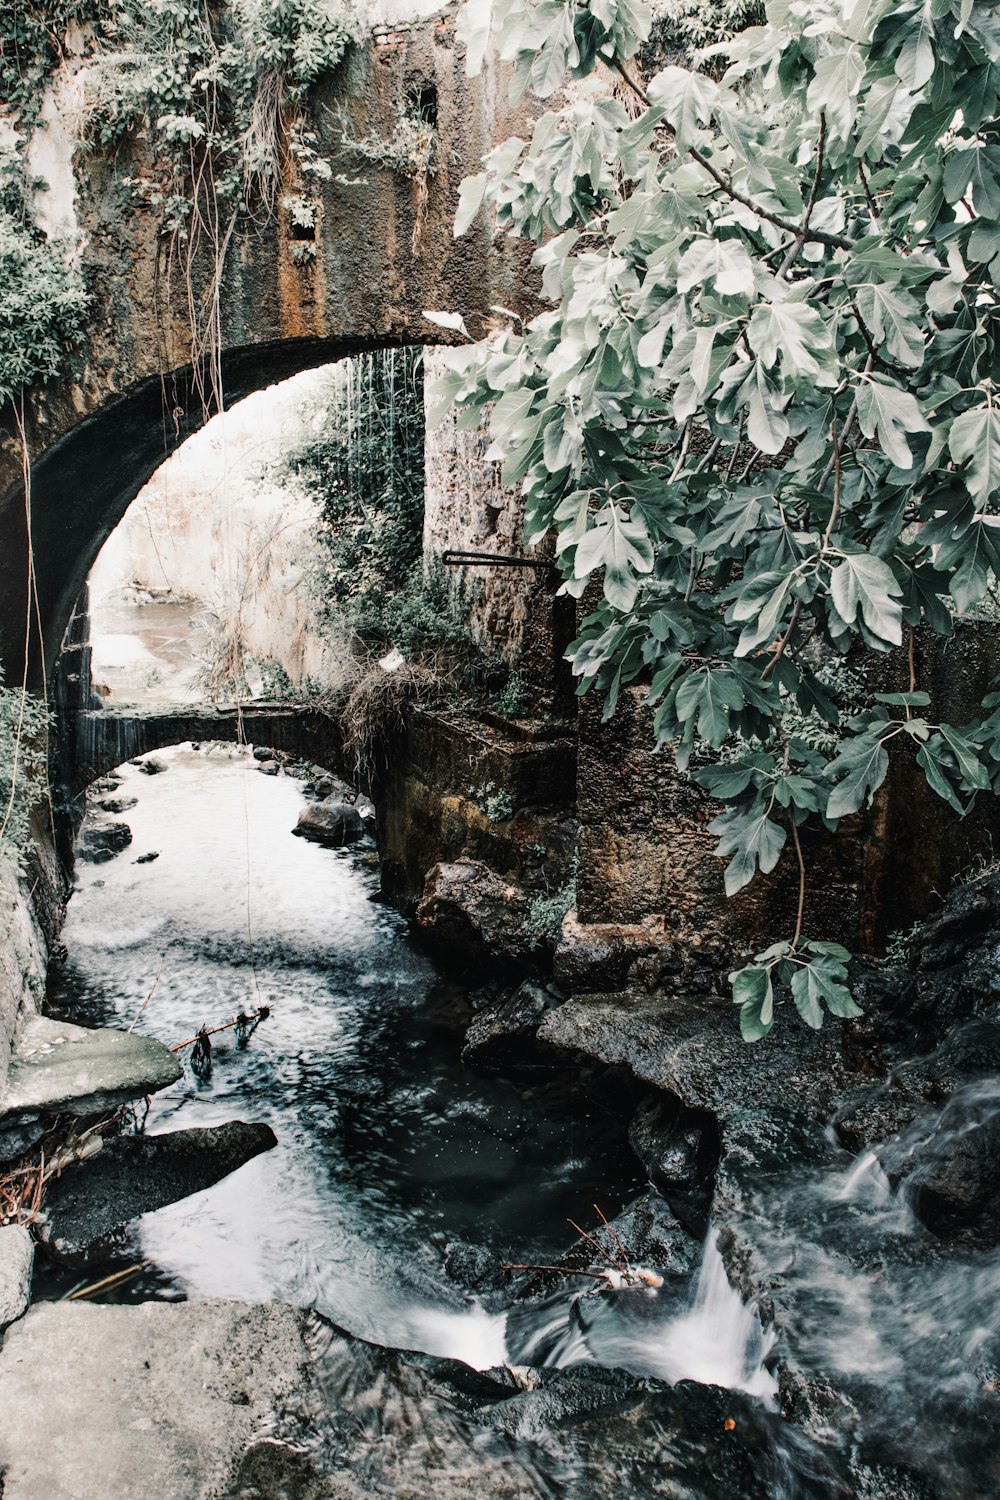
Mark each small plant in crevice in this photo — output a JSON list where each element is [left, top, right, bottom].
[[472, 781, 515, 822], [882, 921, 923, 968]]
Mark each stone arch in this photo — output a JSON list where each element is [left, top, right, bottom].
[[2, 335, 425, 690], [0, 11, 534, 689]]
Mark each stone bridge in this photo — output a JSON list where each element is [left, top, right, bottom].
[[0, 3, 533, 691], [67, 703, 351, 798]]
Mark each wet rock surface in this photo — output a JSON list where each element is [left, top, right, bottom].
[[0, 1224, 33, 1330], [76, 820, 132, 864], [416, 858, 537, 975], [0, 1015, 182, 1127], [42, 1121, 278, 1258], [292, 799, 365, 848], [0, 1298, 846, 1500], [461, 980, 558, 1067]]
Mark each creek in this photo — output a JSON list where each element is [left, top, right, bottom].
[[38, 746, 771, 1389], [35, 744, 1000, 1497]]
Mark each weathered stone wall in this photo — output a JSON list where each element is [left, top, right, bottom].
[[0, 835, 63, 1096], [422, 347, 566, 696], [565, 621, 1000, 991], [377, 708, 578, 906]]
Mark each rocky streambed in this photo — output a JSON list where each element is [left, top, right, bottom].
[[2, 744, 1000, 1498]]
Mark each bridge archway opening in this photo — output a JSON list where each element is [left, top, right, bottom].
[[3, 334, 431, 695]]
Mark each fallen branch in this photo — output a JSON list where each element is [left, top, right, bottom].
[[169, 1006, 271, 1053]]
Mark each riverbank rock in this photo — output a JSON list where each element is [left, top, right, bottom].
[[42, 1120, 278, 1258], [877, 1098, 1000, 1246], [461, 981, 558, 1066], [537, 990, 851, 1123], [629, 1094, 716, 1207], [416, 859, 536, 975], [0, 1015, 181, 1140], [96, 795, 137, 814], [293, 799, 365, 848], [76, 821, 132, 864], [0, 1225, 33, 1330], [0, 1299, 847, 1500]]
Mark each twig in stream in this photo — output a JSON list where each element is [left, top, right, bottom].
[[567, 1217, 626, 1273], [65, 1262, 148, 1301], [128, 956, 164, 1034], [593, 1204, 632, 1273], [169, 1007, 271, 1054]]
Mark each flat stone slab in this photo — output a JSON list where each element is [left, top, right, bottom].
[[0, 1298, 833, 1500], [0, 1225, 33, 1330], [0, 1015, 182, 1123], [44, 1120, 277, 1257], [537, 992, 850, 1122], [0, 1300, 314, 1500]]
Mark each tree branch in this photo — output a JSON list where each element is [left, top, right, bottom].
[[611, 59, 854, 253]]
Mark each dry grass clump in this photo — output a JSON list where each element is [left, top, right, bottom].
[[342, 662, 443, 788]]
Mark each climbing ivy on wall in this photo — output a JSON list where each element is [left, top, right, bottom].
[[0, 149, 88, 408], [0, 669, 49, 869], [0, 0, 363, 415], [435, 0, 1000, 1040]]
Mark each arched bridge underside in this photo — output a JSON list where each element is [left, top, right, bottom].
[[0, 9, 532, 689], [70, 703, 351, 798]]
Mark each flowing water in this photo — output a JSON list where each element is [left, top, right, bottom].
[[39, 742, 1000, 1495], [40, 744, 775, 1397]]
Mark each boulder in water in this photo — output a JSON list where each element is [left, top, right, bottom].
[[415, 859, 536, 974], [461, 981, 557, 1066], [77, 821, 132, 864], [293, 799, 365, 848], [43, 1120, 278, 1259], [135, 757, 167, 776], [97, 795, 137, 814]]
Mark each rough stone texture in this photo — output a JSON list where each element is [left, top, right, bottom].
[[0, 839, 62, 1095], [461, 980, 558, 1067], [43, 1121, 278, 1258], [0, 1015, 181, 1124], [0, 1225, 33, 1331], [573, 624, 1000, 958], [423, 347, 575, 705], [628, 1094, 716, 1202], [293, 799, 365, 849], [76, 819, 132, 864], [416, 858, 537, 974], [0, 1298, 844, 1500], [0, 13, 540, 692], [0, 1301, 315, 1500], [377, 706, 578, 909], [537, 991, 852, 1124]]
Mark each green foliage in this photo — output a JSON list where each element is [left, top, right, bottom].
[[0, 0, 360, 405], [527, 873, 578, 941], [472, 781, 516, 821], [0, 151, 88, 407], [883, 919, 922, 965], [249, 0, 360, 95], [288, 348, 469, 660], [436, 0, 1000, 1038], [0, 2, 107, 129], [0, 673, 49, 869]]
